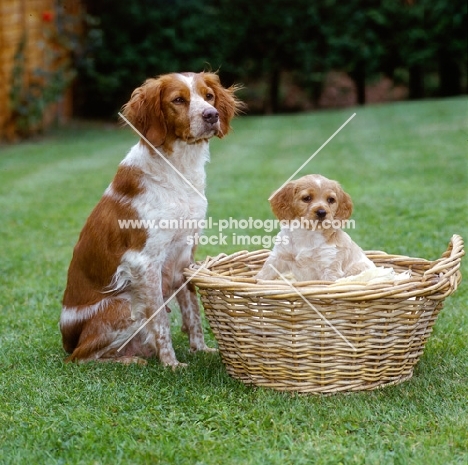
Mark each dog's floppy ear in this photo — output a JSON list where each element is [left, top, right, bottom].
[[121, 78, 167, 147], [335, 184, 353, 220], [269, 182, 297, 221], [202, 72, 245, 138]]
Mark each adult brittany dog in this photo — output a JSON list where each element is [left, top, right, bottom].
[[60, 72, 243, 366]]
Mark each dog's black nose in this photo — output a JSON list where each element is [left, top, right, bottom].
[[316, 209, 327, 219], [202, 108, 219, 124]]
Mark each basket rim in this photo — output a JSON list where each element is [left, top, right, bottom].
[[185, 234, 464, 301]]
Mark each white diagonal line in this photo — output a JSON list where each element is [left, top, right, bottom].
[[117, 265, 205, 353], [118, 112, 207, 201], [269, 265, 357, 351], [269, 112, 356, 201]]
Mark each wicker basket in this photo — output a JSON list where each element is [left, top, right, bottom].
[[185, 235, 464, 394]]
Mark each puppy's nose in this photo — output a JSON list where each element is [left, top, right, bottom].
[[316, 209, 327, 219], [202, 108, 219, 124]]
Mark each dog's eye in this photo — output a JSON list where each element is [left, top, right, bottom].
[[302, 195, 312, 203], [173, 97, 186, 104], [327, 197, 336, 204], [205, 93, 214, 101]]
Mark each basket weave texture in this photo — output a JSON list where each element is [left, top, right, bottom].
[[186, 235, 464, 394]]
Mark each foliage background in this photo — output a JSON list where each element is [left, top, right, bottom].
[[75, 0, 467, 117]]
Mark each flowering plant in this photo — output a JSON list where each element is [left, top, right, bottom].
[[8, 8, 77, 137]]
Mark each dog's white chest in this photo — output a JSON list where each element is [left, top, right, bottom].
[[124, 142, 209, 259]]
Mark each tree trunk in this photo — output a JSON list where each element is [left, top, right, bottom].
[[310, 80, 323, 108], [350, 62, 366, 105], [439, 53, 461, 97], [266, 67, 280, 114], [409, 65, 424, 99]]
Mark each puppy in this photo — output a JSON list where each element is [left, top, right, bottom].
[[60, 72, 243, 366], [256, 174, 375, 282]]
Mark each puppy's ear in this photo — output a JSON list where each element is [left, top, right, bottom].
[[335, 185, 353, 220], [269, 182, 296, 221], [121, 78, 167, 147], [202, 73, 245, 138]]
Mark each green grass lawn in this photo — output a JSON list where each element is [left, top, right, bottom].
[[1, 97, 467, 464]]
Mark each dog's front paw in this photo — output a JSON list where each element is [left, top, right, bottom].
[[201, 346, 218, 353], [163, 360, 188, 370], [190, 344, 218, 354]]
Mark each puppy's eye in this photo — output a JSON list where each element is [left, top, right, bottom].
[[205, 93, 214, 101], [302, 195, 312, 203], [327, 197, 336, 204], [173, 97, 186, 104]]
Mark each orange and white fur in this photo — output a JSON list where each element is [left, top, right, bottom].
[[60, 72, 242, 366], [256, 174, 375, 282]]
